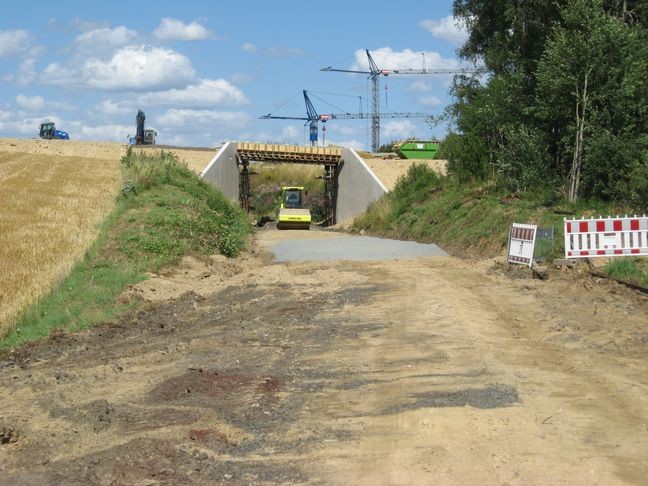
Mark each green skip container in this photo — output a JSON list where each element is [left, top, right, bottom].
[[394, 140, 440, 159]]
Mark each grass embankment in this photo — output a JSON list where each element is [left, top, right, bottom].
[[249, 163, 326, 223], [353, 164, 647, 284], [1, 150, 250, 350]]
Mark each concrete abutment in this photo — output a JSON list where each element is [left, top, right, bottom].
[[200, 142, 387, 225]]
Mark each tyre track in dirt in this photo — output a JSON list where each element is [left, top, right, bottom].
[[0, 229, 647, 484]]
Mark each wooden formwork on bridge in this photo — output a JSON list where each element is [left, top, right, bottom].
[[236, 142, 342, 164]]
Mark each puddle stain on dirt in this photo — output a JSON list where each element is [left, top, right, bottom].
[[48, 399, 201, 434], [150, 369, 282, 402], [381, 383, 520, 414]]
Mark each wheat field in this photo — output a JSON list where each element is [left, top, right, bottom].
[[0, 142, 123, 336]]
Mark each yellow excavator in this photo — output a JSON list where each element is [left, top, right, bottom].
[[277, 186, 311, 230]]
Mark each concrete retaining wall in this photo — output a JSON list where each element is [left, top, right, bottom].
[[199, 141, 239, 202], [336, 148, 388, 223], [200, 143, 387, 224]]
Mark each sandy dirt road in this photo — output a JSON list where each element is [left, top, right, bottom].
[[1, 228, 647, 485]]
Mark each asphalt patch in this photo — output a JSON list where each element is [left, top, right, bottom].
[[270, 235, 447, 262]]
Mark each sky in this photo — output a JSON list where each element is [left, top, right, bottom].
[[0, 0, 469, 150]]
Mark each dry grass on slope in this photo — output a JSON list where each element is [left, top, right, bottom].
[[0, 151, 122, 336]]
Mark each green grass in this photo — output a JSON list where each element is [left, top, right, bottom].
[[1, 149, 250, 350], [352, 163, 639, 260], [604, 258, 648, 287]]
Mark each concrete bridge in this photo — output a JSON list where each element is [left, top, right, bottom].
[[200, 142, 388, 225]]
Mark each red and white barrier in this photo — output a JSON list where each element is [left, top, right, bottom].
[[507, 223, 537, 267], [564, 215, 648, 258]]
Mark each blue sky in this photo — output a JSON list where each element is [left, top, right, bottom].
[[0, 0, 468, 150]]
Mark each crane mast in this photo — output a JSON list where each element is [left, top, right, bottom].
[[321, 49, 470, 151]]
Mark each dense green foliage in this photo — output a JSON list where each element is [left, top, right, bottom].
[[378, 140, 399, 153], [445, 0, 647, 207], [1, 150, 250, 349], [352, 163, 630, 258]]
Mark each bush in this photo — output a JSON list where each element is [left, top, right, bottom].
[[439, 132, 491, 181], [494, 125, 553, 194]]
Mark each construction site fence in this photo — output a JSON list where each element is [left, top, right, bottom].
[[564, 215, 648, 258]]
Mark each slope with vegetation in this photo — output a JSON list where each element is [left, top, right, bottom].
[[1, 149, 250, 349], [356, 0, 647, 286]]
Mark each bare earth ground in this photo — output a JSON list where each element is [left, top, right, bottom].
[[1, 228, 647, 485]]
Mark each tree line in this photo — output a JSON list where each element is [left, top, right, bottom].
[[440, 0, 647, 207]]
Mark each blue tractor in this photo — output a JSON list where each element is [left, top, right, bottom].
[[39, 121, 69, 140]]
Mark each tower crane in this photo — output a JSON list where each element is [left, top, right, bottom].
[[321, 49, 472, 152], [261, 90, 431, 147]]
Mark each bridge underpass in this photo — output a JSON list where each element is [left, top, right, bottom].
[[200, 142, 387, 225]]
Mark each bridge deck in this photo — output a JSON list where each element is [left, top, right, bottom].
[[236, 142, 342, 164]]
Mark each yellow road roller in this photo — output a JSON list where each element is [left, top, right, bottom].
[[277, 186, 311, 230]]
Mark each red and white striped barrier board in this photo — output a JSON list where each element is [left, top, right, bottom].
[[507, 223, 537, 267], [564, 215, 648, 258]]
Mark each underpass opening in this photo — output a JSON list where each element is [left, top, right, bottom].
[[200, 142, 387, 227], [237, 143, 342, 227]]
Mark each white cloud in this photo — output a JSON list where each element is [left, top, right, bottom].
[[83, 46, 195, 90], [42, 45, 196, 91], [281, 125, 299, 140], [153, 18, 212, 41], [420, 16, 469, 46], [242, 43, 303, 57], [381, 120, 419, 139], [155, 109, 249, 129], [0, 30, 32, 58], [0, 114, 75, 136], [327, 139, 364, 151], [140, 79, 249, 107], [48, 17, 110, 32], [408, 80, 433, 93], [419, 96, 442, 107], [16, 94, 45, 111], [74, 26, 138, 50], [15, 94, 77, 113], [329, 124, 362, 136], [79, 123, 132, 141], [5, 58, 38, 86], [351, 47, 459, 73], [40, 62, 75, 84], [90, 99, 132, 116]]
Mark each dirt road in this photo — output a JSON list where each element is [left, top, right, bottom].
[[1, 228, 647, 485]]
